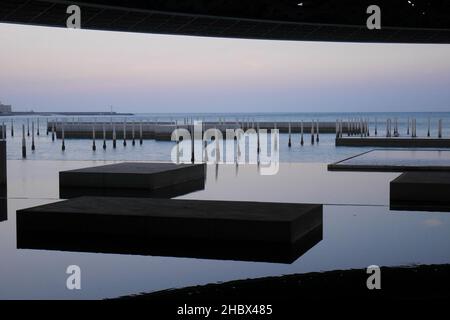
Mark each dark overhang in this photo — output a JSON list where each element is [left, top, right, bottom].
[[1, 0, 450, 43]]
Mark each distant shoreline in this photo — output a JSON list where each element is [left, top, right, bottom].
[[0, 112, 134, 116]]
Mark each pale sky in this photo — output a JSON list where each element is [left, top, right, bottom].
[[1, 22, 450, 113]]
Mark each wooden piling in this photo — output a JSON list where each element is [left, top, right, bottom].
[[438, 119, 442, 138], [31, 121, 35, 151], [92, 123, 96, 151], [300, 120, 304, 146], [22, 124, 26, 158], [132, 120, 135, 146], [102, 123, 106, 150], [139, 120, 143, 145], [288, 122, 292, 148], [62, 121, 65, 151], [257, 122, 260, 153], [316, 120, 320, 143], [191, 124, 195, 164], [51, 121, 55, 141], [112, 122, 117, 149], [123, 119, 127, 147]]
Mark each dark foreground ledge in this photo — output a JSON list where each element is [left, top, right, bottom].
[[118, 264, 450, 302]]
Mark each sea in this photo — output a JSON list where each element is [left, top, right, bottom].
[[2, 112, 450, 163]]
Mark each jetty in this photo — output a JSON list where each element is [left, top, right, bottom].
[[47, 120, 342, 141]]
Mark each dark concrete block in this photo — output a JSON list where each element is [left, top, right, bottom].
[[336, 137, 450, 148], [17, 197, 323, 246], [59, 162, 206, 198], [328, 150, 450, 172], [0, 192, 6, 222], [0, 140, 6, 186], [60, 178, 205, 199], [390, 172, 450, 211]]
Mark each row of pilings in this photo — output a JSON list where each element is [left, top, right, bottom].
[[0, 117, 447, 159]]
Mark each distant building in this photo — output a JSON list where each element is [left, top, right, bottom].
[[0, 102, 12, 113]]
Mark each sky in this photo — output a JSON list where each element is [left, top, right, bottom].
[[1, 22, 450, 113]]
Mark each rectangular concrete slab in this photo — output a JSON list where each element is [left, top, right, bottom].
[[59, 162, 206, 198], [336, 137, 450, 148], [390, 172, 450, 212], [328, 149, 450, 172], [16, 197, 323, 245], [0, 140, 6, 186]]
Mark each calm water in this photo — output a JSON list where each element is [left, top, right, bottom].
[[1, 112, 450, 299], [1, 161, 450, 299], [3, 112, 450, 162]]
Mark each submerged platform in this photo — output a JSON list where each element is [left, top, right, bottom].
[[390, 172, 450, 212], [328, 150, 450, 172], [59, 162, 206, 199], [336, 137, 450, 148], [17, 197, 323, 249]]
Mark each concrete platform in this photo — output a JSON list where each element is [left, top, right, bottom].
[[336, 137, 450, 148], [390, 172, 450, 212], [0, 140, 6, 186], [16, 197, 323, 247], [328, 150, 450, 172], [59, 162, 206, 198], [60, 178, 205, 199]]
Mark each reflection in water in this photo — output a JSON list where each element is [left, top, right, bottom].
[[17, 225, 322, 264], [16, 209, 322, 264]]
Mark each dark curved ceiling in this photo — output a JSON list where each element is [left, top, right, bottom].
[[1, 0, 450, 43]]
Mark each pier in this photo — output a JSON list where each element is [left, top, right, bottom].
[[47, 121, 342, 141]]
